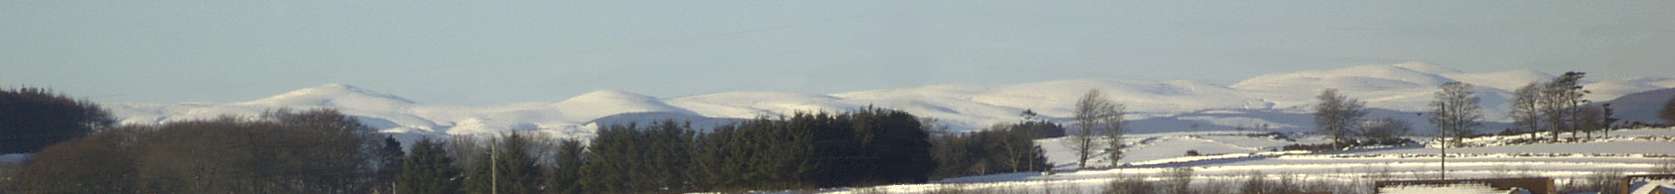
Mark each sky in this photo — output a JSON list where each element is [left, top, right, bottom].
[[2, 0, 1672, 104]]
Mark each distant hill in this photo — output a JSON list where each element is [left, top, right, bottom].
[[105, 63, 1674, 138], [1603, 88, 1675, 124]]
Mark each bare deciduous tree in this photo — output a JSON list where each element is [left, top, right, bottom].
[[1575, 105, 1609, 140], [1100, 100, 1126, 167], [1067, 89, 1123, 169], [1540, 72, 1587, 141], [1430, 82, 1483, 141], [1313, 88, 1366, 149], [1430, 82, 1483, 180], [1510, 82, 1544, 139]]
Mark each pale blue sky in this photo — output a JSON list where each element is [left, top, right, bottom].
[[3, 0, 1672, 104]]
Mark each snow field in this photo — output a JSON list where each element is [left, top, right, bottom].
[[829, 128, 1675, 193]]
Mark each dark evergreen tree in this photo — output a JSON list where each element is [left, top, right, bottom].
[[544, 139, 585, 194], [580, 108, 933, 192], [463, 134, 540, 194], [690, 126, 733, 190], [464, 143, 490, 193], [1602, 103, 1618, 137], [577, 121, 697, 193], [853, 108, 935, 184], [373, 136, 405, 193], [396, 139, 461, 194], [579, 124, 638, 193], [807, 112, 862, 186], [1014, 120, 1066, 139], [644, 121, 695, 192], [1020, 109, 1040, 121], [713, 117, 815, 190], [0, 87, 115, 154]]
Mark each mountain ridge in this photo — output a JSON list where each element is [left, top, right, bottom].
[[105, 63, 1675, 138]]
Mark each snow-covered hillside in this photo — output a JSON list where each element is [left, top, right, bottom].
[[1605, 88, 1675, 124], [104, 63, 1675, 138]]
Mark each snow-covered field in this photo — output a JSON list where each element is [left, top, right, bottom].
[[831, 128, 1675, 194]]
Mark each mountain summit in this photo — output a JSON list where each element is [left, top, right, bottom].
[[238, 84, 417, 108], [554, 90, 693, 121]]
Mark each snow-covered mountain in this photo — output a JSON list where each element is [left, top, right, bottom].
[[105, 63, 1675, 138]]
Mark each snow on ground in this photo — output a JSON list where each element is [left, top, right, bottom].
[[1038, 130, 1313, 169], [1445, 129, 1675, 148], [1630, 178, 1675, 194], [1377, 183, 1522, 194], [833, 128, 1675, 193], [0, 154, 29, 165]]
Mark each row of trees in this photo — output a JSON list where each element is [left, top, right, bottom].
[[8, 109, 401, 194], [390, 108, 946, 193], [1312, 71, 1632, 150], [930, 121, 1056, 179], [0, 87, 115, 154], [1509, 72, 1620, 141], [391, 133, 583, 194], [0, 85, 1062, 193], [1310, 88, 1421, 149], [1313, 88, 1371, 148], [6, 104, 1054, 193]]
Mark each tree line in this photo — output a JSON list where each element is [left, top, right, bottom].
[[1509, 72, 1620, 141], [2, 87, 1060, 194], [8, 109, 399, 193], [929, 121, 1056, 179], [0, 87, 115, 154], [1310, 71, 1635, 150]]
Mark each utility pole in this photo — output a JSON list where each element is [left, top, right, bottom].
[[1425, 112, 1447, 180], [1440, 135, 1447, 180]]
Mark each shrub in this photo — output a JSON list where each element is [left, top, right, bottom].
[[1103, 176, 1154, 194], [1161, 168, 1194, 194]]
